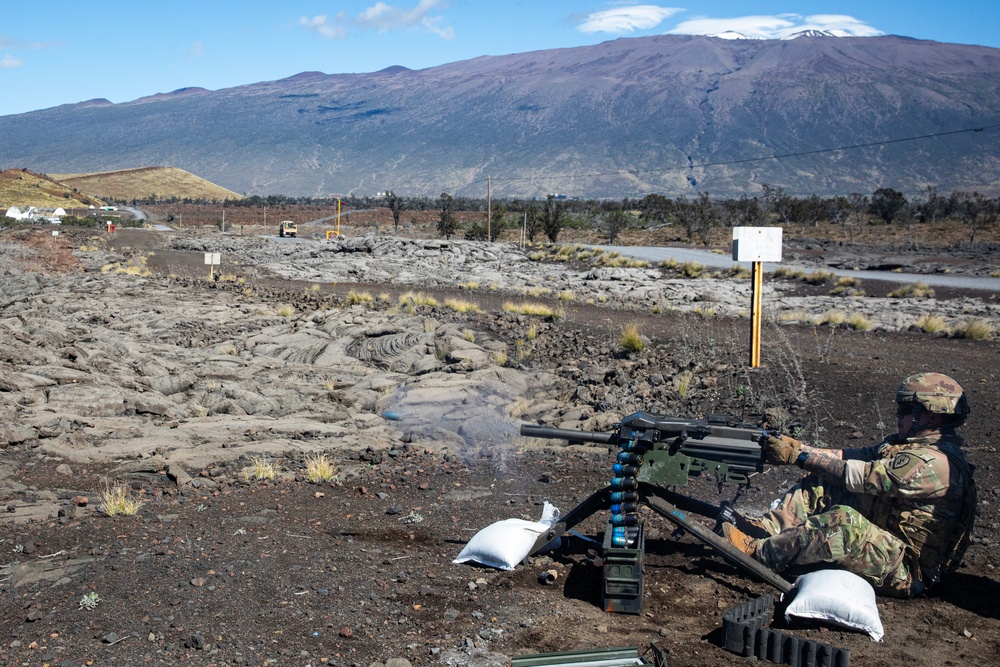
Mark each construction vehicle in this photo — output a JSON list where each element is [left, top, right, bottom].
[[278, 220, 297, 238]]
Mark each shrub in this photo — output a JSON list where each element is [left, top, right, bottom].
[[276, 305, 296, 317]]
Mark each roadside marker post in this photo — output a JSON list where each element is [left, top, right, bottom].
[[732, 227, 782, 368], [204, 252, 221, 281]]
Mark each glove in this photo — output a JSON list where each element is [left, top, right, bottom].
[[764, 434, 803, 466]]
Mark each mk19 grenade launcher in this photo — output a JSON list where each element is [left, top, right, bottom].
[[520, 411, 792, 613]]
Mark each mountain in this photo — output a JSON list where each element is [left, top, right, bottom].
[[1, 34, 999, 199]]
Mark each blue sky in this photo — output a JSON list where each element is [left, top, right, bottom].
[[2, 1, 998, 117]]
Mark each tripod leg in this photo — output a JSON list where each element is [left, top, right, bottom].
[[527, 486, 612, 556], [641, 492, 793, 594]]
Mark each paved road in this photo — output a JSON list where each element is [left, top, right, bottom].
[[594, 245, 1000, 292], [123, 206, 147, 221]]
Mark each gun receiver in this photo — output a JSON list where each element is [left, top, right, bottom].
[[518, 411, 790, 610], [521, 411, 767, 486]]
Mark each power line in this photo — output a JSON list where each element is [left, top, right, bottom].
[[484, 123, 1000, 186]]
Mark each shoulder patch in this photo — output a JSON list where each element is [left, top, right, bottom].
[[891, 453, 911, 470]]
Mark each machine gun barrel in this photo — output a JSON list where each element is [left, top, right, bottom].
[[519, 423, 615, 445]]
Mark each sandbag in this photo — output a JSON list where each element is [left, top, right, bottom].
[[783, 569, 884, 641], [453, 502, 560, 571]]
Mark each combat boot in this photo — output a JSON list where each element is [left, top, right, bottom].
[[722, 523, 760, 557], [731, 513, 771, 539]]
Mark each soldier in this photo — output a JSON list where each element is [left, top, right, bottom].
[[723, 372, 976, 597]]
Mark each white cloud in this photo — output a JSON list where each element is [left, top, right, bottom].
[[668, 13, 883, 39], [0, 53, 23, 68], [300, 14, 348, 40], [355, 0, 454, 39], [578, 5, 684, 34], [304, 1, 454, 41]]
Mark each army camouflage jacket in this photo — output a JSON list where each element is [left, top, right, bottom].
[[841, 430, 976, 583]]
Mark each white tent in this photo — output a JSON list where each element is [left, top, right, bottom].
[[5, 206, 23, 220]]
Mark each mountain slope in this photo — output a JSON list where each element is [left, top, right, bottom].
[[1, 35, 999, 198], [0, 169, 103, 208], [51, 167, 241, 202]]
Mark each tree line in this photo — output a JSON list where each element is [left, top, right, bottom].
[[127, 186, 999, 247], [423, 185, 998, 247]]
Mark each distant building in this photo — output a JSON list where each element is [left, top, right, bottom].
[[4, 206, 65, 222]]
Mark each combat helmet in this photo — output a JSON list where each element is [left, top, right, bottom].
[[896, 372, 970, 417]]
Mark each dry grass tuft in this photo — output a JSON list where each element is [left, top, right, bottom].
[[444, 297, 482, 314], [244, 455, 277, 482], [619, 322, 645, 354], [952, 317, 994, 340], [304, 453, 338, 483], [98, 481, 145, 517], [502, 302, 563, 319], [915, 313, 949, 334], [889, 282, 935, 299], [346, 290, 375, 306], [399, 291, 438, 307]]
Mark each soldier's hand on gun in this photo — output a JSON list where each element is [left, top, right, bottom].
[[764, 434, 803, 465]]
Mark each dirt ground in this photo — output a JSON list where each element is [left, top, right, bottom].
[[0, 217, 998, 667]]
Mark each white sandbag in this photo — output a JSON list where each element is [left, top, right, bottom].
[[783, 569, 884, 641], [453, 502, 560, 571]]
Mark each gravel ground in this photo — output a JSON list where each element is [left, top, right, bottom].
[[0, 222, 998, 667]]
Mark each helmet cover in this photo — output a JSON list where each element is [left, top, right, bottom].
[[896, 372, 970, 416]]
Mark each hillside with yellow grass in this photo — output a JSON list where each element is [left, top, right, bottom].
[[51, 167, 242, 203], [0, 169, 103, 209]]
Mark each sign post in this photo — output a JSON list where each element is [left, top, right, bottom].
[[204, 252, 221, 281], [732, 227, 782, 368]]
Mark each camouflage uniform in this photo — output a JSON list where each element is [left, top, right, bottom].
[[752, 429, 976, 597]]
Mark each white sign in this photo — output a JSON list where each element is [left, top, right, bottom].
[[732, 227, 782, 262], [204, 252, 221, 265]]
